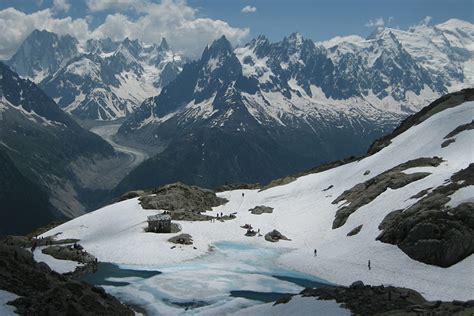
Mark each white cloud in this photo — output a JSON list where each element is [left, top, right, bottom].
[[365, 17, 385, 28], [0, 0, 249, 60], [86, 0, 148, 12], [91, 0, 250, 59], [0, 8, 89, 60], [241, 5, 257, 13], [53, 0, 71, 12]]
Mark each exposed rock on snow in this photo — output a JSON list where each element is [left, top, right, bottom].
[[42, 245, 96, 264], [377, 164, 474, 267], [249, 205, 274, 215], [444, 120, 474, 139], [261, 176, 297, 191], [265, 230, 290, 242], [215, 183, 261, 192], [300, 283, 474, 315], [139, 182, 227, 212], [168, 234, 193, 245], [332, 157, 443, 228], [347, 225, 363, 237], [441, 138, 456, 148]]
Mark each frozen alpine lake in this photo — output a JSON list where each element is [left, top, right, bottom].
[[81, 241, 347, 315]]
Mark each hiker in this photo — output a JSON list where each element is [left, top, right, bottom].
[[220, 212, 223, 217], [314, 249, 317, 257], [217, 214, 220, 219], [368, 260, 371, 270], [242, 192, 245, 197]]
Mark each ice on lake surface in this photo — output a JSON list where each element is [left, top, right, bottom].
[[81, 241, 335, 315]]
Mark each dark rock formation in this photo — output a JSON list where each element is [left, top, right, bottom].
[[265, 230, 290, 242], [260, 176, 297, 191], [42, 245, 96, 264], [332, 157, 442, 229], [377, 164, 474, 267], [323, 185, 334, 192], [410, 188, 432, 199], [300, 283, 474, 316], [347, 225, 363, 236], [444, 120, 474, 139], [168, 234, 193, 245], [441, 138, 455, 148], [0, 239, 133, 315], [215, 183, 261, 192], [139, 182, 227, 212], [249, 205, 274, 215], [378, 210, 403, 231]]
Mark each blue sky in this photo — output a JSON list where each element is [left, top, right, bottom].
[[190, 0, 473, 41], [0, 0, 472, 59]]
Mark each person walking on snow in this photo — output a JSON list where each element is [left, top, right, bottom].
[[314, 249, 317, 257], [368, 260, 371, 270]]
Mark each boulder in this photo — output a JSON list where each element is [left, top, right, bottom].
[[441, 139, 455, 148], [248, 205, 274, 215], [168, 234, 193, 245], [347, 225, 363, 236], [265, 230, 290, 242]]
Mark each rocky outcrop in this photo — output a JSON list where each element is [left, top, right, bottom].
[[249, 205, 274, 215], [377, 164, 474, 267], [215, 183, 261, 192], [0, 240, 133, 315], [347, 225, 363, 236], [140, 182, 227, 212], [300, 281, 474, 316], [444, 120, 474, 138], [42, 245, 96, 264], [332, 157, 442, 229], [265, 230, 290, 242], [168, 234, 193, 245], [260, 176, 297, 191], [441, 138, 455, 148]]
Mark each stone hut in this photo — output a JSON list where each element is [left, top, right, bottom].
[[147, 214, 171, 233]]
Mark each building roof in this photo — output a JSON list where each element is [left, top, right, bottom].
[[147, 214, 171, 221]]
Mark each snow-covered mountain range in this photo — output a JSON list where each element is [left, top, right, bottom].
[[5, 19, 473, 123], [42, 89, 474, 314], [6, 30, 184, 120]]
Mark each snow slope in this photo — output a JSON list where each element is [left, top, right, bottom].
[[43, 101, 474, 301]]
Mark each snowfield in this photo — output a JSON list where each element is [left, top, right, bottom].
[[43, 101, 474, 301]]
